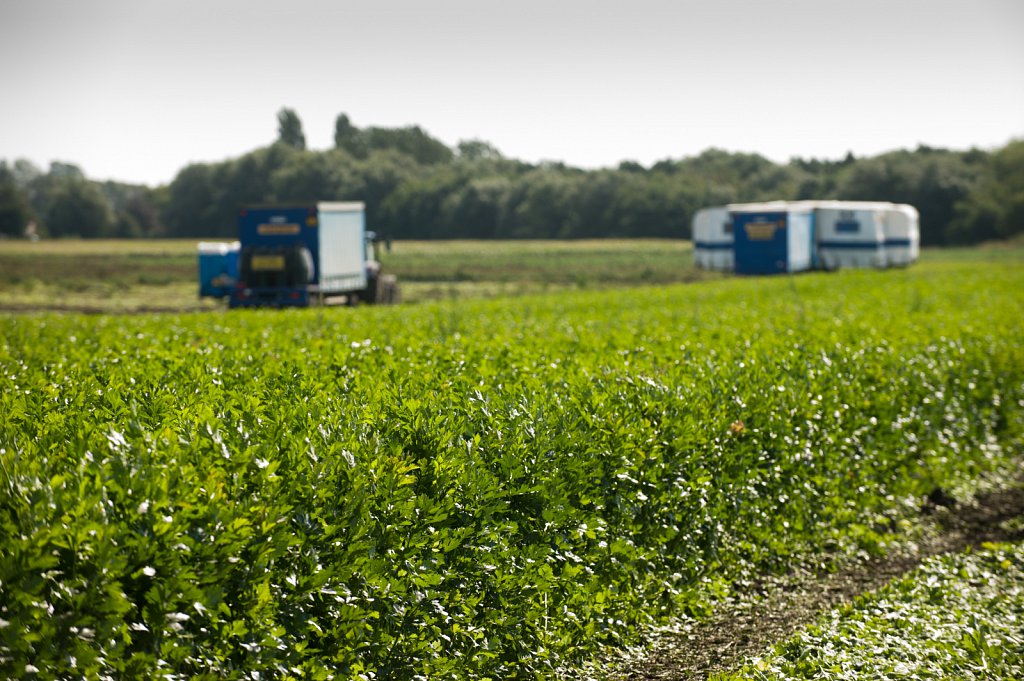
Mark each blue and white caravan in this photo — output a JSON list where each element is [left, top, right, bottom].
[[692, 200, 920, 274]]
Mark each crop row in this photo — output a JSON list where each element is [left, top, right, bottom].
[[1, 262, 1022, 678], [721, 540, 1024, 680]]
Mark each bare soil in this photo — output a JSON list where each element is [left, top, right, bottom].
[[605, 484, 1024, 680]]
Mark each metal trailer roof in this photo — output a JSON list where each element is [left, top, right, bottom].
[[317, 201, 365, 213]]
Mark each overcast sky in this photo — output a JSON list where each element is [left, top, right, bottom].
[[2, 0, 1022, 186]]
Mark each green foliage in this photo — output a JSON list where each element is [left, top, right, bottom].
[[833, 146, 985, 246], [276, 108, 306, 150], [1, 259, 1022, 677], [155, 113, 1024, 243], [160, 163, 222, 237], [720, 542, 1024, 680], [43, 176, 115, 238], [5, 120, 1023, 244], [456, 139, 503, 161], [0, 160, 162, 240], [334, 113, 361, 154], [334, 112, 453, 165], [0, 163, 34, 237], [949, 139, 1024, 244], [270, 149, 360, 205], [100, 182, 164, 238]]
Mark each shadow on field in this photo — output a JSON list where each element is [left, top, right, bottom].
[[608, 483, 1024, 680]]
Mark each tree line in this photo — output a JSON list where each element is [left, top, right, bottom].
[[2, 108, 1022, 245]]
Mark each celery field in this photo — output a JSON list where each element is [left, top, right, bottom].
[[1, 257, 1023, 678]]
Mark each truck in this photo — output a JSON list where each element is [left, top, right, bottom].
[[197, 202, 398, 308]]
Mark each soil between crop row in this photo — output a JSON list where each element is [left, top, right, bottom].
[[606, 484, 1024, 681]]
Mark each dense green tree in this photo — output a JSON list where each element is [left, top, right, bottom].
[[686, 149, 776, 191], [362, 126, 453, 165], [379, 166, 464, 239], [21, 115, 1018, 244], [44, 177, 114, 238], [746, 164, 812, 202], [276, 108, 306, 150], [21, 162, 83, 221], [834, 148, 981, 246], [162, 163, 222, 237], [220, 144, 300, 209], [333, 113, 453, 165], [98, 182, 164, 237], [117, 190, 162, 237], [162, 144, 303, 237], [456, 139, 503, 161], [504, 168, 582, 239], [443, 176, 512, 238], [8, 159, 42, 199], [350, 150, 422, 232], [995, 140, 1024, 238], [48, 161, 85, 179], [271, 148, 361, 203], [947, 140, 1024, 243], [334, 113, 368, 158], [0, 163, 34, 237], [571, 170, 627, 238]]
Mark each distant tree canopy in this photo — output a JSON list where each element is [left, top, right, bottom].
[[0, 159, 164, 239], [2, 111, 1021, 244]]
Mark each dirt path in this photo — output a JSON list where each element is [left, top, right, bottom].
[[604, 485, 1024, 680]]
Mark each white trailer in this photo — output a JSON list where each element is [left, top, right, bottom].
[[814, 201, 889, 270], [692, 206, 734, 271], [316, 202, 370, 295], [882, 203, 920, 266]]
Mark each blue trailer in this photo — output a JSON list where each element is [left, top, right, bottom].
[[197, 241, 240, 298], [198, 202, 398, 308], [731, 203, 815, 275]]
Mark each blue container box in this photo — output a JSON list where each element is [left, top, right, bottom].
[[731, 204, 814, 274], [197, 242, 239, 298]]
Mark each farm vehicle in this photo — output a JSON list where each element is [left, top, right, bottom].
[[198, 202, 398, 308]]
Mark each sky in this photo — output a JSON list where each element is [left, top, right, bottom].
[[1, 0, 1022, 187]]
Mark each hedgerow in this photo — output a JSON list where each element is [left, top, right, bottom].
[[1, 261, 1022, 678]]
